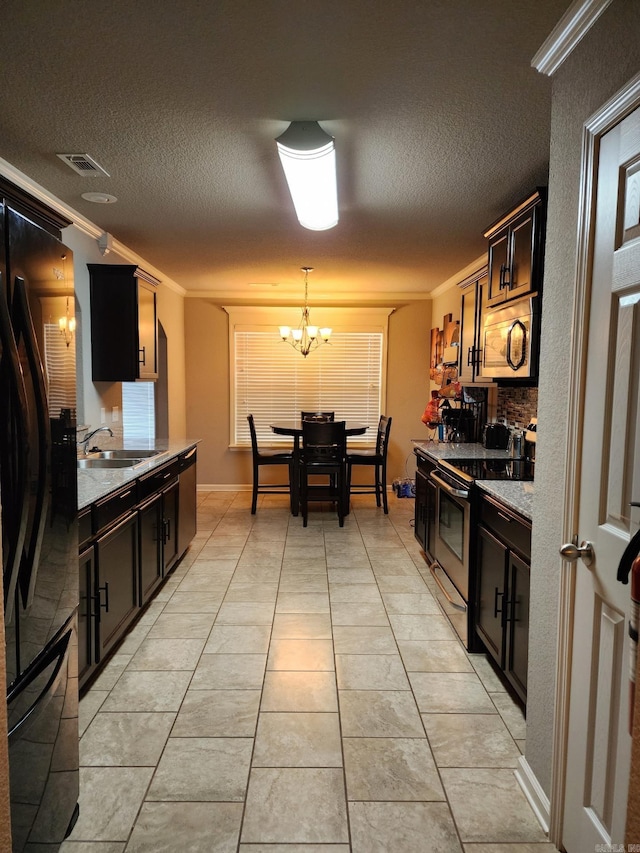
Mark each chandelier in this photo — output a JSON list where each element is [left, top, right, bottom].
[[278, 267, 332, 357], [58, 254, 76, 347], [58, 296, 76, 347]]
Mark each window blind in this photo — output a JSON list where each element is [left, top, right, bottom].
[[44, 323, 76, 418], [234, 330, 383, 446], [122, 381, 155, 443]]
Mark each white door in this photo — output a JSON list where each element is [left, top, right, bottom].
[[562, 104, 640, 850]]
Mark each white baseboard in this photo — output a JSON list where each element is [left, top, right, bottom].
[[515, 755, 551, 835]]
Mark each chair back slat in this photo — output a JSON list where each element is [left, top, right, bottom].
[[301, 411, 335, 422]]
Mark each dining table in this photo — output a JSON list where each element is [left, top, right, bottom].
[[270, 420, 369, 515]]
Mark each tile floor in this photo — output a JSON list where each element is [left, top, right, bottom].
[[61, 491, 557, 852]]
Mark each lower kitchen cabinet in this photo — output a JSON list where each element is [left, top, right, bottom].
[[505, 549, 530, 702], [79, 447, 198, 690], [414, 451, 436, 562], [162, 479, 179, 573], [178, 446, 197, 554], [138, 478, 179, 606], [138, 493, 163, 605], [78, 543, 95, 685], [95, 511, 139, 658], [475, 493, 531, 705]]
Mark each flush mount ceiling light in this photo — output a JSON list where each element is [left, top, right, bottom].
[[275, 121, 338, 231]]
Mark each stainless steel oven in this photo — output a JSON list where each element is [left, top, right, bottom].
[[425, 456, 535, 649], [430, 465, 471, 604]]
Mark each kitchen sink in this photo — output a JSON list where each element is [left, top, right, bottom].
[[77, 457, 145, 469], [90, 449, 160, 460]]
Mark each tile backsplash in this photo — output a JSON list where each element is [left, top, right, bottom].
[[496, 386, 538, 428]]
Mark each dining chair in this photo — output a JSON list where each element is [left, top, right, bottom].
[[300, 411, 335, 422], [247, 414, 295, 514], [299, 420, 347, 527], [346, 415, 392, 513]]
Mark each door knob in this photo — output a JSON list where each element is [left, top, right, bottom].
[[559, 540, 594, 567]]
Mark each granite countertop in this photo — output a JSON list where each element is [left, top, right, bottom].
[[77, 438, 200, 510], [475, 480, 533, 521], [411, 439, 534, 520], [412, 439, 513, 462]]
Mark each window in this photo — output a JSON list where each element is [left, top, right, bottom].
[[122, 382, 155, 444], [44, 322, 76, 418], [226, 306, 392, 447]]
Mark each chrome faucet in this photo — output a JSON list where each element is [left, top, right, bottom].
[[79, 426, 114, 454]]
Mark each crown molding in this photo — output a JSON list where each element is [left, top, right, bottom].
[[429, 253, 487, 299], [0, 156, 186, 297], [532, 0, 613, 77]]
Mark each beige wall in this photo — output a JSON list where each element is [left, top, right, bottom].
[[185, 298, 432, 487], [528, 0, 640, 798], [157, 283, 187, 438]]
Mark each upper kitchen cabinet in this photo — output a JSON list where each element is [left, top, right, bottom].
[[457, 267, 492, 385], [88, 264, 159, 381], [484, 188, 547, 308]]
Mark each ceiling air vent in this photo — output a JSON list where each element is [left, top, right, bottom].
[[56, 153, 110, 178]]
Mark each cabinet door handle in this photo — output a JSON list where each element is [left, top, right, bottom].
[[119, 490, 133, 501], [139, 346, 146, 366], [499, 263, 511, 289], [98, 582, 109, 612], [89, 592, 99, 619], [506, 320, 527, 370], [497, 511, 512, 523], [494, 588, 504, 618], [467, 346, 474, 367], [165, 519, 171, 542]]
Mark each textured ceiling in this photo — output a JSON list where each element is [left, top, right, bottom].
[[0, 0, 568, 301]]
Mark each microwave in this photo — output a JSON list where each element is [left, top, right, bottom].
[[481, 294, 540, 380]]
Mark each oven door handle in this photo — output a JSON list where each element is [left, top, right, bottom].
[[429, 561, 467, 612], [429, 471, 469, 500]]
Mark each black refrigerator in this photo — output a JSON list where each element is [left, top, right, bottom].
[[0, 187, 79, 849]]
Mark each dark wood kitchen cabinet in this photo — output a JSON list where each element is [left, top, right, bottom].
[[137, 459, 180, 606], [414, 451, 436, 563], [88, 263, 159, 381], [95, 511, 139, 658], [138, 478, 180, 606], [78, 446, 198, 690], [178, 446, 198, 554], [138, 493, 163, 605], [475, 493, 531, 704], [484, 188, 546, 309], [78, 542, 95, 685], [457, 268, 492, 385]]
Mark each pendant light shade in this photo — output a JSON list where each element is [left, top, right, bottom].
[[276, 121, 338, 231]]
